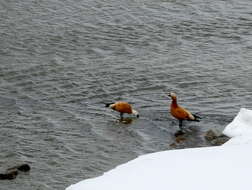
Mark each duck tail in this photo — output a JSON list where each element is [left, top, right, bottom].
[[105, 103, 113, 108], [193, 114, 201, 122]]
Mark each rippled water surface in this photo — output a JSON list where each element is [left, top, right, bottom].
[[0, 0, 252, 189]]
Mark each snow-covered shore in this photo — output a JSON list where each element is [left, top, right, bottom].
[[66, 108, 252, 190]]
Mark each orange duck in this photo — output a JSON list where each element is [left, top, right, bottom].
[[168, 92, 200, 129], [106, 101, 139, 119]]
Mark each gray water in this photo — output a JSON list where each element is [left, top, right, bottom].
[[0, 0, 252, 189]]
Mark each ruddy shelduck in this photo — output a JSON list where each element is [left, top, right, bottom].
[[168, 92, 200, 129], [105, 101, 139, 119]]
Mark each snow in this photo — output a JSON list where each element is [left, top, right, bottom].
[[66, 108, 252, 190], [223, 108, 252, 145]]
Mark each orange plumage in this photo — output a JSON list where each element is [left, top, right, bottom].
[[110, 102, 133, 114], [106, 101, 139, 118], [168, 92, 200, 129]]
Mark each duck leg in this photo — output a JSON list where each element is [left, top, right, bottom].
[[174, 120, 186, 136], [120, 112, 124, 119], [179, 120, 183, 130]]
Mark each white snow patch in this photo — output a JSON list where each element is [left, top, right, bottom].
[[66, 108, 252, 190], [223, 108, 252, 145]]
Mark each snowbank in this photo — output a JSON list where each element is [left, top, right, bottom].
[[66, 108, 252, 190], [223, 108, 252, 145]]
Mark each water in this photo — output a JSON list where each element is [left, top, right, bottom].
[[0, 0, 252, 189]]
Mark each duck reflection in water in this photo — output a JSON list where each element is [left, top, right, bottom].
[[119, 117, 134, 124]]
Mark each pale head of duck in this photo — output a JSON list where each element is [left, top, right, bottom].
[[168, 92, 177, 100]]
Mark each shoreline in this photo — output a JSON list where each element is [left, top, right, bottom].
[[66, 108, 252, 190]]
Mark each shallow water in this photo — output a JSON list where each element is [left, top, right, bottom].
[[0, 0, 252, 189]]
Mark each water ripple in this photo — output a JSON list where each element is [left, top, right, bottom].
[[0, 0, 252, 189]]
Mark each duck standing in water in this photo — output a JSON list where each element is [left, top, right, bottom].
[[168, 92, 200, 130], [106, 101, 139, 119]]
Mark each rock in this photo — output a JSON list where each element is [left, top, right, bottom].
[[16, 164, 31, 172], [169, 142, 177, 148], [210, 135, 230, 146], [0, 170, 18, 180], [7, 163, 31, 172], [0, 163, 31, 180], [175, 136, 186, 143], [204, 129, 222, 141], [205, 129, 230, 146]]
